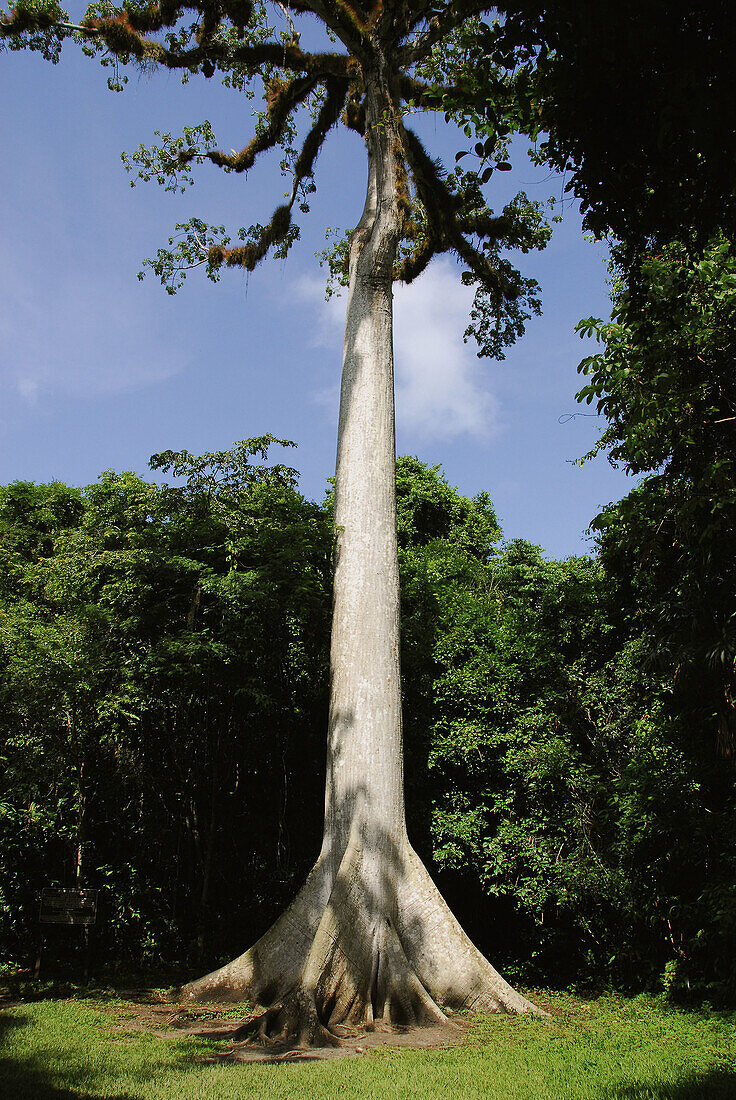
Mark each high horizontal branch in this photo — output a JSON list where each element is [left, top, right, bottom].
[[399, 125, 522, 300], [0, 1, 356, 74], [179, 73, 324, 173], [77, 14, 356, 73]]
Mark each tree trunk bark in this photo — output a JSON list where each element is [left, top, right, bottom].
[[177, 78, 540, 1041]]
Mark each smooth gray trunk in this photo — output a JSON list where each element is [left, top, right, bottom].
[[323, 81, 406, 878]]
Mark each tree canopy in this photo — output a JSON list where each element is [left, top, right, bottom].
[[1, 0, 551, 347]]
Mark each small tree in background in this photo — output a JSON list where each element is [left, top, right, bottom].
[[1, 0, 550, 1041]]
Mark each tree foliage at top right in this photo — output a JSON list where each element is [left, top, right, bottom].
[[495, 0, 736, 260]]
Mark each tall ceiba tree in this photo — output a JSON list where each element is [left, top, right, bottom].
[[1, 0, 549, 1041]]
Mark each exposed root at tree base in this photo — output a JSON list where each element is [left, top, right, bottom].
[[174, 837, 546, 1049], [96, 996, 467, 1063], [196, 1016, 464, 1063], [185, 973, 460, 1057]]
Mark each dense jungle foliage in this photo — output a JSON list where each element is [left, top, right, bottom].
[[1, 442, 734, 1001]]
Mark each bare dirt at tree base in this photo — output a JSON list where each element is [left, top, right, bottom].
[[100, 993, 472, 1062]]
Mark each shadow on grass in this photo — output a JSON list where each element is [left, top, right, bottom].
[[0, 1009, 142, 1100], [607, 1067, 736, 1099], [0, 1070, 140, 1100], [0, 1011, 26, 1036]]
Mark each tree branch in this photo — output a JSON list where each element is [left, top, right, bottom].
[[400, 124, 518, 300], [275, 0, 299, 43], [289, 75, 350, 200], [209, 204, 294, 272], [179, 73, 322, 173], [394, 237, 436, 282], [0, 3, 351, 77], [397, 72, 459, 108]]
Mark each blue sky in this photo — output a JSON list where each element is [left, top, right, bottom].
[[0, 22, 636, 558]]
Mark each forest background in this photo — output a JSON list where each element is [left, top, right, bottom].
[[0, 0, 735, 1005], [1, 438, 734, 1002]]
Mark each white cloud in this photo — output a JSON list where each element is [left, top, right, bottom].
[[292, 274, 344, 415], [393, 261, 498, 440], [293, 273, 345, 346], [294, 260, 499, 441], [16, 377, 39, 405], [0, 258, 182, 407]]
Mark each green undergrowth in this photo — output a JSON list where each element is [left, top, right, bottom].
[[0, 991, 735, 1099]]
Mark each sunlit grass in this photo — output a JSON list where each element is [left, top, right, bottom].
[[1, 991, 735, 1099]]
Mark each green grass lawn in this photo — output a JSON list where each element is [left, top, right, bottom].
[[1, 991, 735, 1099]]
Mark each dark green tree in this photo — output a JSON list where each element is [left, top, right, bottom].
[[576, 237, 736, 756], [396, 467, 736, 997], [0, 442, 333, 973], [490, 0, 736, 259]]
